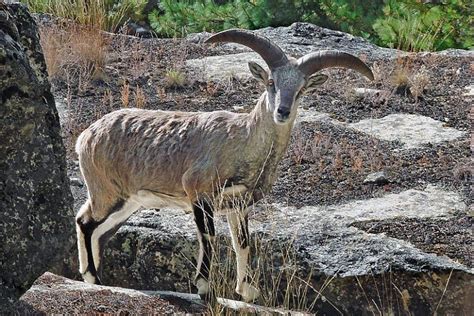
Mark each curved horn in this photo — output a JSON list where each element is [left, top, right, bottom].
[[205, 29, 288, 69], [298, 51, 374, 80]]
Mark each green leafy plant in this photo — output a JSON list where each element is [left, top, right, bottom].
[[318, 0, 385, 40], [164, 68, 186, 88], [373, 0, 473, 51], [148, 0, 266, 37]]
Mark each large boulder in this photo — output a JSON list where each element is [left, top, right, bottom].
[[0, 3, 74, 311]]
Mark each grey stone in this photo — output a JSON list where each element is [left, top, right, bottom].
[[348, 113, 466, 149], [363, 171, 389, 185], [296, 107, 332, 124], [352, 87, 384, 98], [0, 3, 74, 311], [69, 177, 83, 187], [463, 84, 474, 96], [186, 52, 265, 81], [186, 31, 212, 44]]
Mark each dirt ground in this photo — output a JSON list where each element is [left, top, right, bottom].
[[43, 24, 472, 269]]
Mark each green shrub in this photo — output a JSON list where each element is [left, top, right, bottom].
[[148, 0, 268, 37], [373, 0, 473, 51], [25, 0, 473, 51], [318, 0, 385, 40]]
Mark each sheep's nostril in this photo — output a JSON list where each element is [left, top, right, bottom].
[[277, 107, 290, 118]]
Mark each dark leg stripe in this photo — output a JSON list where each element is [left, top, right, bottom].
[[193, 199, 215, 236], [238, 215, 250, 249], [77, 198, 126, 284], [193, 199, 215, 280], [78, 220, 101, 284]]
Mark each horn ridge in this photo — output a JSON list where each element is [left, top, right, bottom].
[[205, 29, 288, 69], [298, 50, 374, 80]]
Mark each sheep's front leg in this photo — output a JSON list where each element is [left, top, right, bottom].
[[227, 210, 260, 302], [193, 199, 215, 299]]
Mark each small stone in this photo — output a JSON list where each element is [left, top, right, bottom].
[[353, 88, 382, 98], [363, 171, 389, 185], [70, 177, 83, 187], [463, 85, 474, 96]]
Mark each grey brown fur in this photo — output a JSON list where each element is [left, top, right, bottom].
[[75, 29, 373, 302]]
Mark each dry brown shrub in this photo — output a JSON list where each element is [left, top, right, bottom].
[[409, 66, 430, 99], [134, 85, 146, 108], [156, 86, 167, 100], [121, 82, 130, 107], [40, 23, 108, 83]]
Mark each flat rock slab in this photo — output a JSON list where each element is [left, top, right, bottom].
[[16, 272, 207, 315], [187, 52, 265, 81], [258, 185, 468, 275], [348, 113, 466, 149], [296, 107, 333, 124]]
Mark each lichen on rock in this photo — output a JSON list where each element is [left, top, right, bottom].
[[0, 3, 74, 312]]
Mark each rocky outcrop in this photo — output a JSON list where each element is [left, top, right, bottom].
[[0, 3, 74, 311], [96, 186, 473, 315]]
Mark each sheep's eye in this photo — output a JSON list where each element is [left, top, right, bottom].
[[267, 79, 274, 87]]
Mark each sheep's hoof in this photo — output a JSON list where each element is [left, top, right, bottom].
[[237, 282, 260, 302]]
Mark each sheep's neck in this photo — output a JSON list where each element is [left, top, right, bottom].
[[245, 92, 296, 191], [249, 92, 295, 153]]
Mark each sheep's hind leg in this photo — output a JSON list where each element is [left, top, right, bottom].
[[76, 198, 140, 284], [193, 199, 215, 300], [227, 210, 260, 302]]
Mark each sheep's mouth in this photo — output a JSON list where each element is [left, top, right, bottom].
[[274, 113, 290, 125]]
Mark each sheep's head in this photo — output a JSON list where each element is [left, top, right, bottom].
[[206, 29, 374, 125]]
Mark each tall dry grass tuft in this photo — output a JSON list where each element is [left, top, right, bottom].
[[24, 0, 141, 32], [40, 23, 108, 84], [134, 85, 146, 108], [192, 191, 332, 314], [39, 21, 109, 159], [121, 82, 130, 107]]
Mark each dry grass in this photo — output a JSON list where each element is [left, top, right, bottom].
[[409, 65, 430, 100], [156, 86, 167, 100], [386, 57, 432, 100], [39, 22, 109, 157], [167, 186, 326, 313], [197, 198, 327, 315], [290, 127, 375, 175], [121, 82, 130, 107], [40, 23, 108, 85], [391, 62, 410, 89], [134, 85, 146, 108], [24, 0, 140, 32]]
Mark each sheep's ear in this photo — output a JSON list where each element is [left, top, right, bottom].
[[304, 74, 328, 93], [248, 61, 268, 84]]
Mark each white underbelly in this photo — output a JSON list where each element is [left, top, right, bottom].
[[131, 190, 192, 211], [130, 184, 249, 214]]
